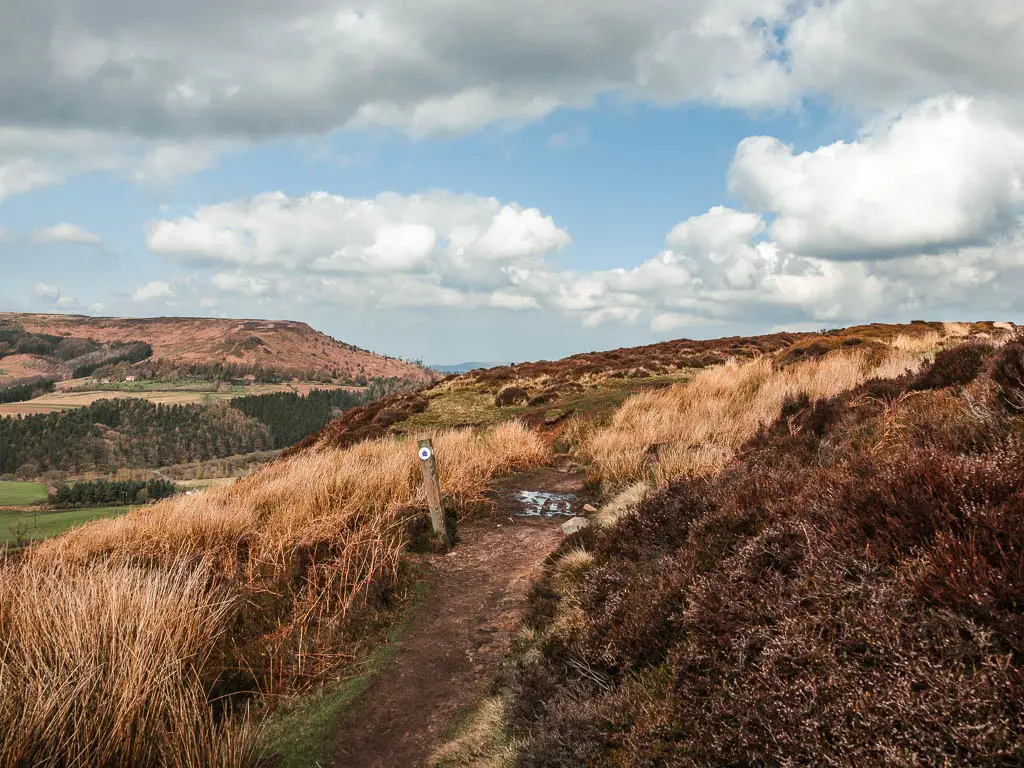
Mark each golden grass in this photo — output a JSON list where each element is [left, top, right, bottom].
[[431, 696, 521, 768], [594, 482, 649, 529], [942, 322, 972, 339], [41, 421, 546, 566], [0, 559, 263, 767], [583, 341, 940, 490], [3, 420, 548, 767], [553, 546, 595, 578]]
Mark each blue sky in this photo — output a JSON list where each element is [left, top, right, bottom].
[[1, 1, 1023, 363]]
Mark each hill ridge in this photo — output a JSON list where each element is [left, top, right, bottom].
[[0, 312, 432, 383]]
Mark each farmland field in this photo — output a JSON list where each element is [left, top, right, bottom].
[[1, 505, 128, 547], [0, 381, 359, 417], [0, 481, 47, 506]]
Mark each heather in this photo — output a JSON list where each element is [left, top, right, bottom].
[[497, 335, 1024, 767]]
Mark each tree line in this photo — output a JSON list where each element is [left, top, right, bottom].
[[0, 377, 57, 404], [230, 377, 420, 448], [72, 342, 153, 378], [0, 377, 422, 478], [52, 478, 178, 508]]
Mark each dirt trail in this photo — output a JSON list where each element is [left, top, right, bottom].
[[327, 464, 588, 768]]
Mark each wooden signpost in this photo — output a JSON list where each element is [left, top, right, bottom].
[[417, 438, 448, 541]]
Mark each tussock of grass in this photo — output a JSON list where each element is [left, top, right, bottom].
[[593, 482, 648, 529], [2, 420, 548, 767], [0, 559, 263, 767], [553, 547, 594, 577]]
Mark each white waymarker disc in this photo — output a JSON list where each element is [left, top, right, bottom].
[[418, 446, 433, 461]]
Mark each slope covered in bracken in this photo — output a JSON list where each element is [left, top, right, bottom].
[[0, 312, 433, 382]]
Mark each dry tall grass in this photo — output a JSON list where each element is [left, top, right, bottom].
[[2, 420, 548, 767], [431, 696, 521, 768], [583, 342, 939, 489], [0, 559, 262, 767]]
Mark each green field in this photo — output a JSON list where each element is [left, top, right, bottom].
[[0, 481, 48, 506], [1, 506, 129, 548]]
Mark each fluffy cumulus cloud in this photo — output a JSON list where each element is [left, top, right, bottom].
[[144, 183, 1024, 332], [545, 205, 1024, 332], [531, 206, 891, 329], [730, 96, 1024, 259], [149, 190, 571, 309]]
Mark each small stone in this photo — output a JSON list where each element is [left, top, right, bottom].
[[561, 517, 591, 536], [583, 503, 598, 514]]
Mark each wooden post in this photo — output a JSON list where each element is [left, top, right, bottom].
[[417, 438, 448, 540]]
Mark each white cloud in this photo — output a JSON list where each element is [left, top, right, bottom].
[[0, 0, 796, 145], [31, 222, 102, 244], [0, 127, 234, 206], [787, 0, 1024, 110], [0, 159, 60, 203], [147, 190, 572, 310], [0, 0, 1020, 207], [133, 141, 237, 185], [730, 96, 1024, 259], [132, 281, 176, 302]]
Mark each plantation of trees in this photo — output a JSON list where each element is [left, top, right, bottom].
[[0, 377, 422, 477], [129, 359, 337, 384], [52, 478, 178, 507], [231, 377, 417, 448], [0, 399, 274, 476]]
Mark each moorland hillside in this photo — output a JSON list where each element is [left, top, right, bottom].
[[0, 312, 432, 384], [2, 320, 1022, 767]]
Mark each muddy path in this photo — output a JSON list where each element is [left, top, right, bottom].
[[327, 463, 590, 768]]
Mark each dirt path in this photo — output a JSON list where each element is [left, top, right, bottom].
[[327, 464, 588, 768]]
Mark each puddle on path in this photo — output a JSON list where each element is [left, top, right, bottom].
[[514, 490, 578, 517]]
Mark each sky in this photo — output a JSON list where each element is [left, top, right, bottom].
[[1, 1, 1023, 364]]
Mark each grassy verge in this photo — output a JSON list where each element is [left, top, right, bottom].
[[0, 481, 47, 506], [1, 506, 128, 547], [264, 579, 432, 768]]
